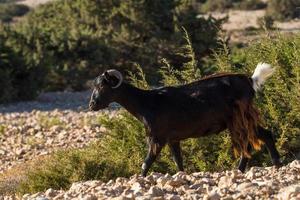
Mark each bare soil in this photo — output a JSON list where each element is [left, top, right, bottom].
[[16, 0, 53, 7]]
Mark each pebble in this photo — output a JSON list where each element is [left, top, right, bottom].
[[218, 176, 233, 189], [147, 186, 164, 197], [0, 91, 113, 173], [13, 160, 300, 200]]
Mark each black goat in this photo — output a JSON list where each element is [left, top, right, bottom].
[[89, 63, 281, 176]]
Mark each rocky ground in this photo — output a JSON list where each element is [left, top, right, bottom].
[[0, 91, 113, 173], [1, 92, 300, 199], [15, 160, 300, 200]]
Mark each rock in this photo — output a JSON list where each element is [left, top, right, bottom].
[[0, 149, 6, 155], [131, 182, 143, 194], [147, 186, 164, 197], [50, 125, 63, 132], [225, 170, 241, 181], [53, 193, 65, 200], [221, 196, 233, 200], [166, 177, 186, 187], [107, 179, 115, 186], [218, 176, 233, 189], [167, 194, 182, 200], [116, 177, 128, 185], [201, 178, 215, 185], [16, 148, 25, 156], [69, 182, 84, 193], [122, 188, 134, 196], [31, 192, 43, 198], [237, 182, 257, 191], [245, 167, 264, 179], [22, 194, 30, 199], [277, 185, 300, 200], [289, 160, 300, 169], [36, 197, 49, 200], [45, 188, 57, 197], [81, 194, 97, 200], [208, 189, 221, 200], [149, 172, 163, 181], [157, 174, 172, 187]]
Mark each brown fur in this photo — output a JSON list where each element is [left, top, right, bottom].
[[228, 100, 264, 158]]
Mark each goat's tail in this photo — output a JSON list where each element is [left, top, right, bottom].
[[229, 100, 264, 158], [251, 63, 275, 92]]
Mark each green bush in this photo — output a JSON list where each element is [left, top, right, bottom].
[[257, 15, 274, 30], [0, 26, 47, 103], [0, 0, 223, 102], [0, 3, 30, 23], [200, 0, 233, 12], [4, 0, 222, 91], [200, 0, 266, 12], [238, 0, 267, 10], [267, 0, 300, 21]]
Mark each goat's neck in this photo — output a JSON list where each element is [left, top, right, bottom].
[[114, 83, 148, 121]]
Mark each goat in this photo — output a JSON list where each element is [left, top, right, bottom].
[[89, 63, 281, 176]]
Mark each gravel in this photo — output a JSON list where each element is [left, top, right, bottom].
[[0, 91, 115, 173], [1, 92, 300, 199], [0, 91, 91, 113], [14, 160, 300, 200]]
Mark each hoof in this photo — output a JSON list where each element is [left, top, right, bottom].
[[238, 167, 246, 173], [141, 172, 147, 177], [273, 159, 283, 169]]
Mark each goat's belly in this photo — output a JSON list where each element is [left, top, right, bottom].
[[166, 119, 227, 141], [153, 108, 229, 141]]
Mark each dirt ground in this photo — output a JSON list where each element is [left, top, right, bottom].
[[199, 9, 300, 43], [16, 0, 52, 7]]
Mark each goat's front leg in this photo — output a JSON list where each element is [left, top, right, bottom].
[[142, 138, 165, 177], [238, 144, 252, 172], [238, 156, 249, 173], [169, 141, 184, 171]]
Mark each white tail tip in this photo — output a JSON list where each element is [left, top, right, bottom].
[[251, 62, 275, 91]]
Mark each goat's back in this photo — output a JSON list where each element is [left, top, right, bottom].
[[156, 73, 255, 102]]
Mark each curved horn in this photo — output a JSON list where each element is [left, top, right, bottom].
[[107, 69, 123, 88]]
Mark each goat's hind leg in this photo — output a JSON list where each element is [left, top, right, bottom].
[[228, 127, 251, 172], [257, 126, 282, 167], [169, 141, 184, 171], [141, 137, 165, 177]]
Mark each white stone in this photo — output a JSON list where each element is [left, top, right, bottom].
[[218, 176, 233, 189], [277, 185, 300, 200], [147, 186, 164, 197]]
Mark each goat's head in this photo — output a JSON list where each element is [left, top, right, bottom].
[[89, 69, 123, 111]]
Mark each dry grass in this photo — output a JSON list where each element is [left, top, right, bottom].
[[0, 155, 49, 196]]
